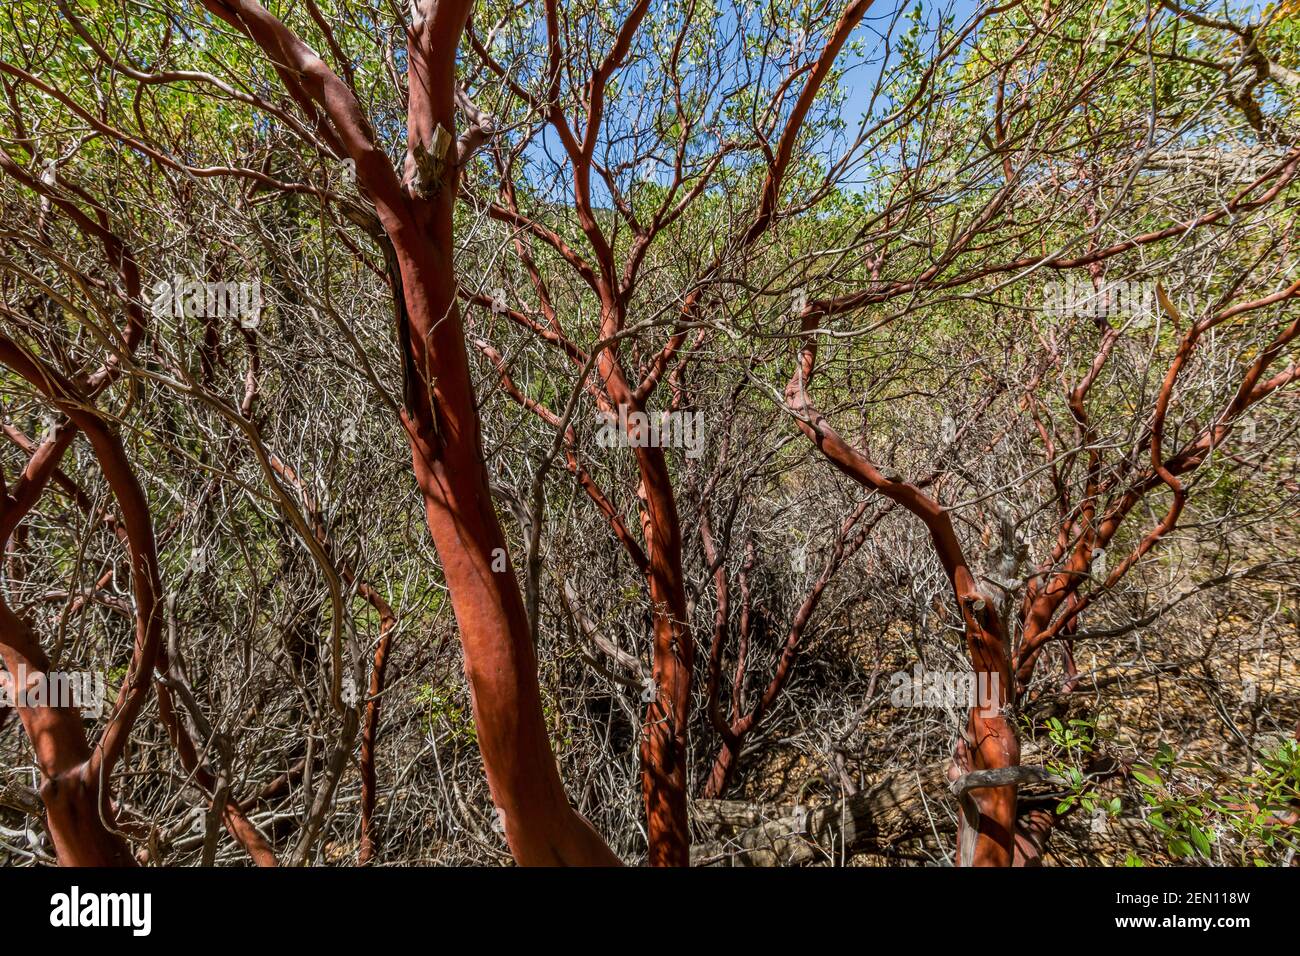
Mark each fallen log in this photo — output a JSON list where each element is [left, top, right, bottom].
[[692, 761, 952, 866]]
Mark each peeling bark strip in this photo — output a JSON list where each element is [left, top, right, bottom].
[[198, 0, 616, 865]]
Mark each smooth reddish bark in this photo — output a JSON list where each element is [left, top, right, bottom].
[[200, 0, 617, 865], [784, 325, 1019, 866]]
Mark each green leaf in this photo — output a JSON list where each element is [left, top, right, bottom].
[[1188, 824, 1212, 856], [1132, 768, 1162, 788]]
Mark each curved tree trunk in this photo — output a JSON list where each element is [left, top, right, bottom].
[[784, 330, 1019, 866], [193, 0, 620, 865], [0, 600, 134, 866], [633, 444, 693, 867], [397, 261, 617, 863]]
